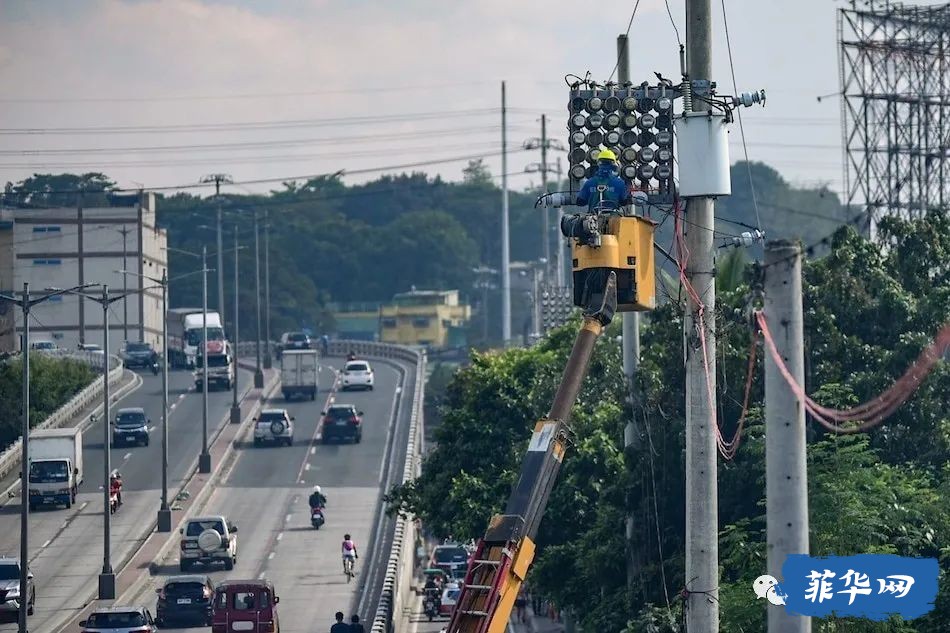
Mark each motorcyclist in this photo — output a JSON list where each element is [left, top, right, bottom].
[[309, 485, 327, 510], [320, 335, 329, 356], [110, 471, 123, 507], [423, 577, 442, 615], [342, 533, 358, 573], [574, 148, 632, 212], [346, 351, 357, 361]]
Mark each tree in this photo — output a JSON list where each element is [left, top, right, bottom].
[[463, 159, 492, 185], [388, 210, 950, 631]]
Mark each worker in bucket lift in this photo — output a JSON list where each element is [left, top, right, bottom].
[[574, 148, 632, 212]]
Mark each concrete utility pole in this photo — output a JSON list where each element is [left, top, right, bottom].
[[18, 284, 30, 633], [501, 81, 512, 346], [554, 158, 568, 287], [253, 210, 264, 389], [230, 228, 241, 425], [616, 32, 643, 593], [158, 271, 171, 532], [764, 241, 810, 633], [540, 114, 550, 275], [199, 246, 211, 474], [201, 174, 232, 327], [117, 225, 131, 343], [263, 209, 272, 369], [77, 191, 86, 344], [684, 0, 720, 629]]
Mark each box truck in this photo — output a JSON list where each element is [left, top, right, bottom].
[[280, 349, 319, 400], [167, 309, 226, 369], [28, 428, 83, 511]]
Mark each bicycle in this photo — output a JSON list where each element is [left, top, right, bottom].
[[344, 556, 357, 583]]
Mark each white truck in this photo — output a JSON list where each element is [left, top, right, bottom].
[[28, 428, 83, 511], [167, 309, 226, 369], [280, 349, 319, 401], [195, 339, 234, 391]]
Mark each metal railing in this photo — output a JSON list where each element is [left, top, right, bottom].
[[0, 351, 124, 484]]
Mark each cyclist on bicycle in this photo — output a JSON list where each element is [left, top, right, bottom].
[[342, 533, 358, 574]]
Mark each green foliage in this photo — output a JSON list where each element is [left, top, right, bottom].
[[0, 355, 96, 449], [390, 210, 950, 632]]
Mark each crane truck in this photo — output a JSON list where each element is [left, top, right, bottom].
[[444, 203, 656, 633]]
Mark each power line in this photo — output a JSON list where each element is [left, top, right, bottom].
[[0, 140, 507, 170], [0, 125, 532, 157], [608, 1, 642, 82], [0, 107, 538, 136], [2, 148, 533, 198], [0, 81, 501, 104]]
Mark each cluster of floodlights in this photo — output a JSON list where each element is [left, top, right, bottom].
[[568, 86, 681, 204], [540, 285, 575, 332]]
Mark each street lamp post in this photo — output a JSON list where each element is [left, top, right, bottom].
[[199, 246, 211, 474], [118, 267, 202, 531], [52, 282, 160, 599], [263, 209, 272, 370], [1, 282, 95, 633], [231, 229, 241, 424], [253, 211, 264, 388]]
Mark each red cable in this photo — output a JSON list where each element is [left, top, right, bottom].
[[756, 311, 950, 433]]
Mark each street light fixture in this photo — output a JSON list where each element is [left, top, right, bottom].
[[116, 266, 204, 532], [0, 282, 96, 633], [163, 246, 214, 474], [48, 282, 161, 600]]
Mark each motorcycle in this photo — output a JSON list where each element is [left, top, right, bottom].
[[151, 360, 159, 375], [109, 488, 120, 514], [310, 506, 325, 529], [423, 590, 440, 621]]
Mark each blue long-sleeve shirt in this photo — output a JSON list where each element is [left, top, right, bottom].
[[576, 164, 632, 211]]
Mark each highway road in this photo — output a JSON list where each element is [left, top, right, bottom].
[[0, 364, 255, 633], [121, 357, 415, 633]]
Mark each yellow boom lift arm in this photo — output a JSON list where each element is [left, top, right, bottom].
[[444, 212, 655, 633]]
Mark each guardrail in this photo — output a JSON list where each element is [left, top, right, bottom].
[[0, 351, 124, 484], [366, 343, 426, 633]]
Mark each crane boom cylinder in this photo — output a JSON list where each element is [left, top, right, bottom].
[[446, 273, 617, 633]]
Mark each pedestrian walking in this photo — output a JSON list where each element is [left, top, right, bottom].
[[330, 612, 349, 633], [349, 614, 365, 633]]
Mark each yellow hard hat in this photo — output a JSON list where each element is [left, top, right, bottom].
[[597, 148, 617, 162]]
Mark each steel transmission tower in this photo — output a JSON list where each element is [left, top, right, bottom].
[[839, 1, 950, 235]]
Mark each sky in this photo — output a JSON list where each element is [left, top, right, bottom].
[[0, 0, 926, 200]]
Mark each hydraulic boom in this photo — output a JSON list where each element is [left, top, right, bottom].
[[444, 272, 619, 633]]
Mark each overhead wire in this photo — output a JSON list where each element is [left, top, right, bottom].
[[607, 0, 642, 82], [720, 0, 762, 235]]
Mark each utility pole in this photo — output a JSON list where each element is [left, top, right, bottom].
[[501, 81, 512, 346], [764, 241, 810, 633], [199, 246, 211, 474], [540, 115, 550, 276], [230, 228, 241, 425], [78, 190, 86, 344], [201, 174, 232, 328], [263, 209, 272, 370], [117, 226, 131, 343], [253, 210, 264, 389], [684, 0, 720, 629], [616, 32, 643, 592], [554, 158, 567, 288]]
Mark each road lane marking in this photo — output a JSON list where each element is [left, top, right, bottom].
[[80, 501, 88, 511], [42, 539, 51, 549], [123, 452, 132, 461], [276, 533, 283, 541], [258, 572, 265, 579], [310, 447, 316, 455], [178, 394, 185, 400], [304, 463, 311, 471], [61, 520, 69, 529], [268, 552, 275, 560], [285, 514, 291, 523], [149, 426, 156, 432]]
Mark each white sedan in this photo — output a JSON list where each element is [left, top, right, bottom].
[[340, 360, 374, 391]]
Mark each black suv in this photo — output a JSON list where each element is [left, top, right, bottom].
[[121, 341, 157, 368], [320, 404, 363, 444], [112, 407, 151, 447], [155, 575, 214, 627], [0, 558, 35, 619]]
